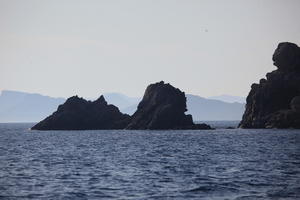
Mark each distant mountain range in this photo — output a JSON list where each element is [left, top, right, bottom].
[[0, 90, 65, 122], [103, 93, 141, 114], [186, 94, 245, 121], [0, 90, 245, 122], [208, 95, 246, 104], [108, 93, 246, 121]]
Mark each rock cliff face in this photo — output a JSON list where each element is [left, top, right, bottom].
[[126, 81, 211, 130], [31, 95, 130, 130], [239, 42, 300, 128]]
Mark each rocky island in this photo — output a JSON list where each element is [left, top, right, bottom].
[[32, 81, 211, 130], [239, 42, 300, 129], [31, 95, 131, 130], [127, 81, 211, 130]]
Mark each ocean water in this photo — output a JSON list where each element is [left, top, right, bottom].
[[0, 123, 300, 200]]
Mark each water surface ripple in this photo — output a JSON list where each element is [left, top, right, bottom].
[[0, 123, 300, 199]]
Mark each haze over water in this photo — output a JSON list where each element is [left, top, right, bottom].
[[1, 123, 299, 199]]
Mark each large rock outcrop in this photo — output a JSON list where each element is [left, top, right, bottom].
[[32, 95, 130, 130], [126, 81, 211, 130], [239, 42, 300, 129]]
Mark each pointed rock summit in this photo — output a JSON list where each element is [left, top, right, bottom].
[[32, 95, 130, 130], [239, 42, 300, 128], [126, 81, 211, 130]]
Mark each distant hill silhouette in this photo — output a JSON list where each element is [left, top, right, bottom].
[[103, 93, 141, 113], [0, 90, 65, 122], [186, 94, 245, 121], [0, 90, 245, 122], [208, 95, 246, 103]]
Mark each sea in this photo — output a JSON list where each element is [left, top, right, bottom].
[[0, 122, 300, 200]]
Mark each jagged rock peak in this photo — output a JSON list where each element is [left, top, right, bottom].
[[65, 95, 86, 103], [94, 95, 107, 104]]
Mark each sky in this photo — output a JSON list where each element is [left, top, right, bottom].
[[0, 0, 300, 98]]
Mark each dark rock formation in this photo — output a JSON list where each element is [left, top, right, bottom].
[[272, 42, 300, 71], [32, 82, 212, 130], [32, 95, 130, 130], [239, 42, 300, 129], [126, 81, 211, 130]]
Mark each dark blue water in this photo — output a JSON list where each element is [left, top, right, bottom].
[[0, 123, 300, 199]]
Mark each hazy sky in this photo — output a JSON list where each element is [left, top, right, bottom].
[[1, 0, 299, 98]]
